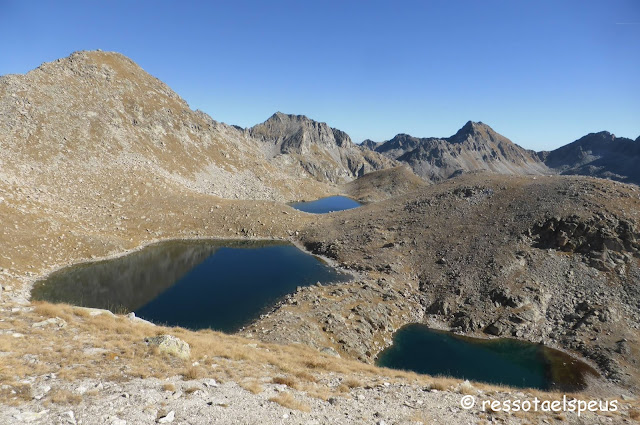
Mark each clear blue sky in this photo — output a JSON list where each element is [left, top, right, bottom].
[[1, 1, 638, 150]]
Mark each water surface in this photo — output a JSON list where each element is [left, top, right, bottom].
[[290, 196, 361, 214], [32, 240, 351, 332], [376, 324, 597, 391]]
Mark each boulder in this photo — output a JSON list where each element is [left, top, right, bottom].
[[145, 335, 190, 360]]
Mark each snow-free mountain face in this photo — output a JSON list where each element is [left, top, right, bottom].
[[542, 131, 640, 185], [364, 121, 549, 181], [249, 112, 396, 184]]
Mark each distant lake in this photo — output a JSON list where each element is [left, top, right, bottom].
[[290, 196, 361, 214], [376, 324, 598, 391], [31, 240, 351, 332]]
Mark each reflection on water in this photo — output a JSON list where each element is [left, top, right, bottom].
[[32, 239, 351, 332]]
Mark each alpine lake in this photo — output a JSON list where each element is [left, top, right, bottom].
[[376, 323, 599, 391], [32, 239, 351, 333], [290, 196, 361, 214], [32, 196, 596, 391]]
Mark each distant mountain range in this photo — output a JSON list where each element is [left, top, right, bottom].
[[1, 49, 637, 201], [359, 123, 640, 185]]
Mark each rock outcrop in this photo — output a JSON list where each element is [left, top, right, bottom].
[[529, 213, 640, 271]]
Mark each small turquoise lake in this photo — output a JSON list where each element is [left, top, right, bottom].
[[376, 324, 597, 391], [31, 240, 351, 332], [290, 196, 361, 214]]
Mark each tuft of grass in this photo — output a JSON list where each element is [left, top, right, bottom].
[[72, 308, 91, 318], [182, 366, 205, 380], [268, 392, 311, 412], [429, 381, 449, 391], [307, 387, 334, 401], [85, 389, 99, 397], [162, 383, 176, 392], [239, 381, 263, 394], [458, 381, 477, 395], [272, 376, 299, 389], [184, 386, 200, 394], [294, 370, 317, 383], [0, 383, 32, 405], [48, 389, 82, 405], [342, 377, 363, 389], [630, 409, 640, 421], [33, 302, 73, 322]]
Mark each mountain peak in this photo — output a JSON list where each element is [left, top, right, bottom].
[[267, 111, 312, 123], [249, 113, 395, 182], [448, 121, 499, 144]]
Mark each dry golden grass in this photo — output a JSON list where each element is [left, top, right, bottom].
[[342, 377, 363, 389], [0, 383, 32, 405], [85, 389, 100, 397], [0, 336, 13, 352], [184, 386, 201, 395], [182, 366, 205, 381], [162, 383, 176, 392], [239, 381, 263, 394], [33, 301, 74, 322], [268, 392, 311, 412], [458, 381, 478, 396], [307, 387, 333, 401], [48, 389, 82, 405], [0, 300, 552, 411], [72, 308, 92, 318], [293, 370, 317, 383], [272, 376, 299, 389], [429, 381, 450, 391], [630, 409, 640, 421]]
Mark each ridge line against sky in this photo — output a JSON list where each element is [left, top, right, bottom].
[[1, 0, 638, 151]]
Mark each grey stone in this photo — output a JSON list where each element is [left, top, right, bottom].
[[145, 335, 190, 360]]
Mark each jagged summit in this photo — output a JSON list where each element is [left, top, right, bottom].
[[249, 112, 395, 183], [360, 139, 381, 150], [365, 122, 548, 181]]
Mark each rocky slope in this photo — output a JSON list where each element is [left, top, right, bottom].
[[341, 166, 429, 203], [250, 112, 397, 184], [364, 121, 549, 181], [541, 131, 640, 185], [1, 50, 639, 424], [247, 174, 640, 394], [0, 50, 335, 204]]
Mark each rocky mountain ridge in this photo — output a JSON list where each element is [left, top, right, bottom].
[[541, 131, 640, 185], [249, 112, 396, 184], [364, 121, 550, 181], [362, 124, 640, 185]]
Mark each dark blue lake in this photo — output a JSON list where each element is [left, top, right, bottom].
[[290, 196, 361, 214], [31, 240, 351, 332], [376, 324, 597, 391]]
